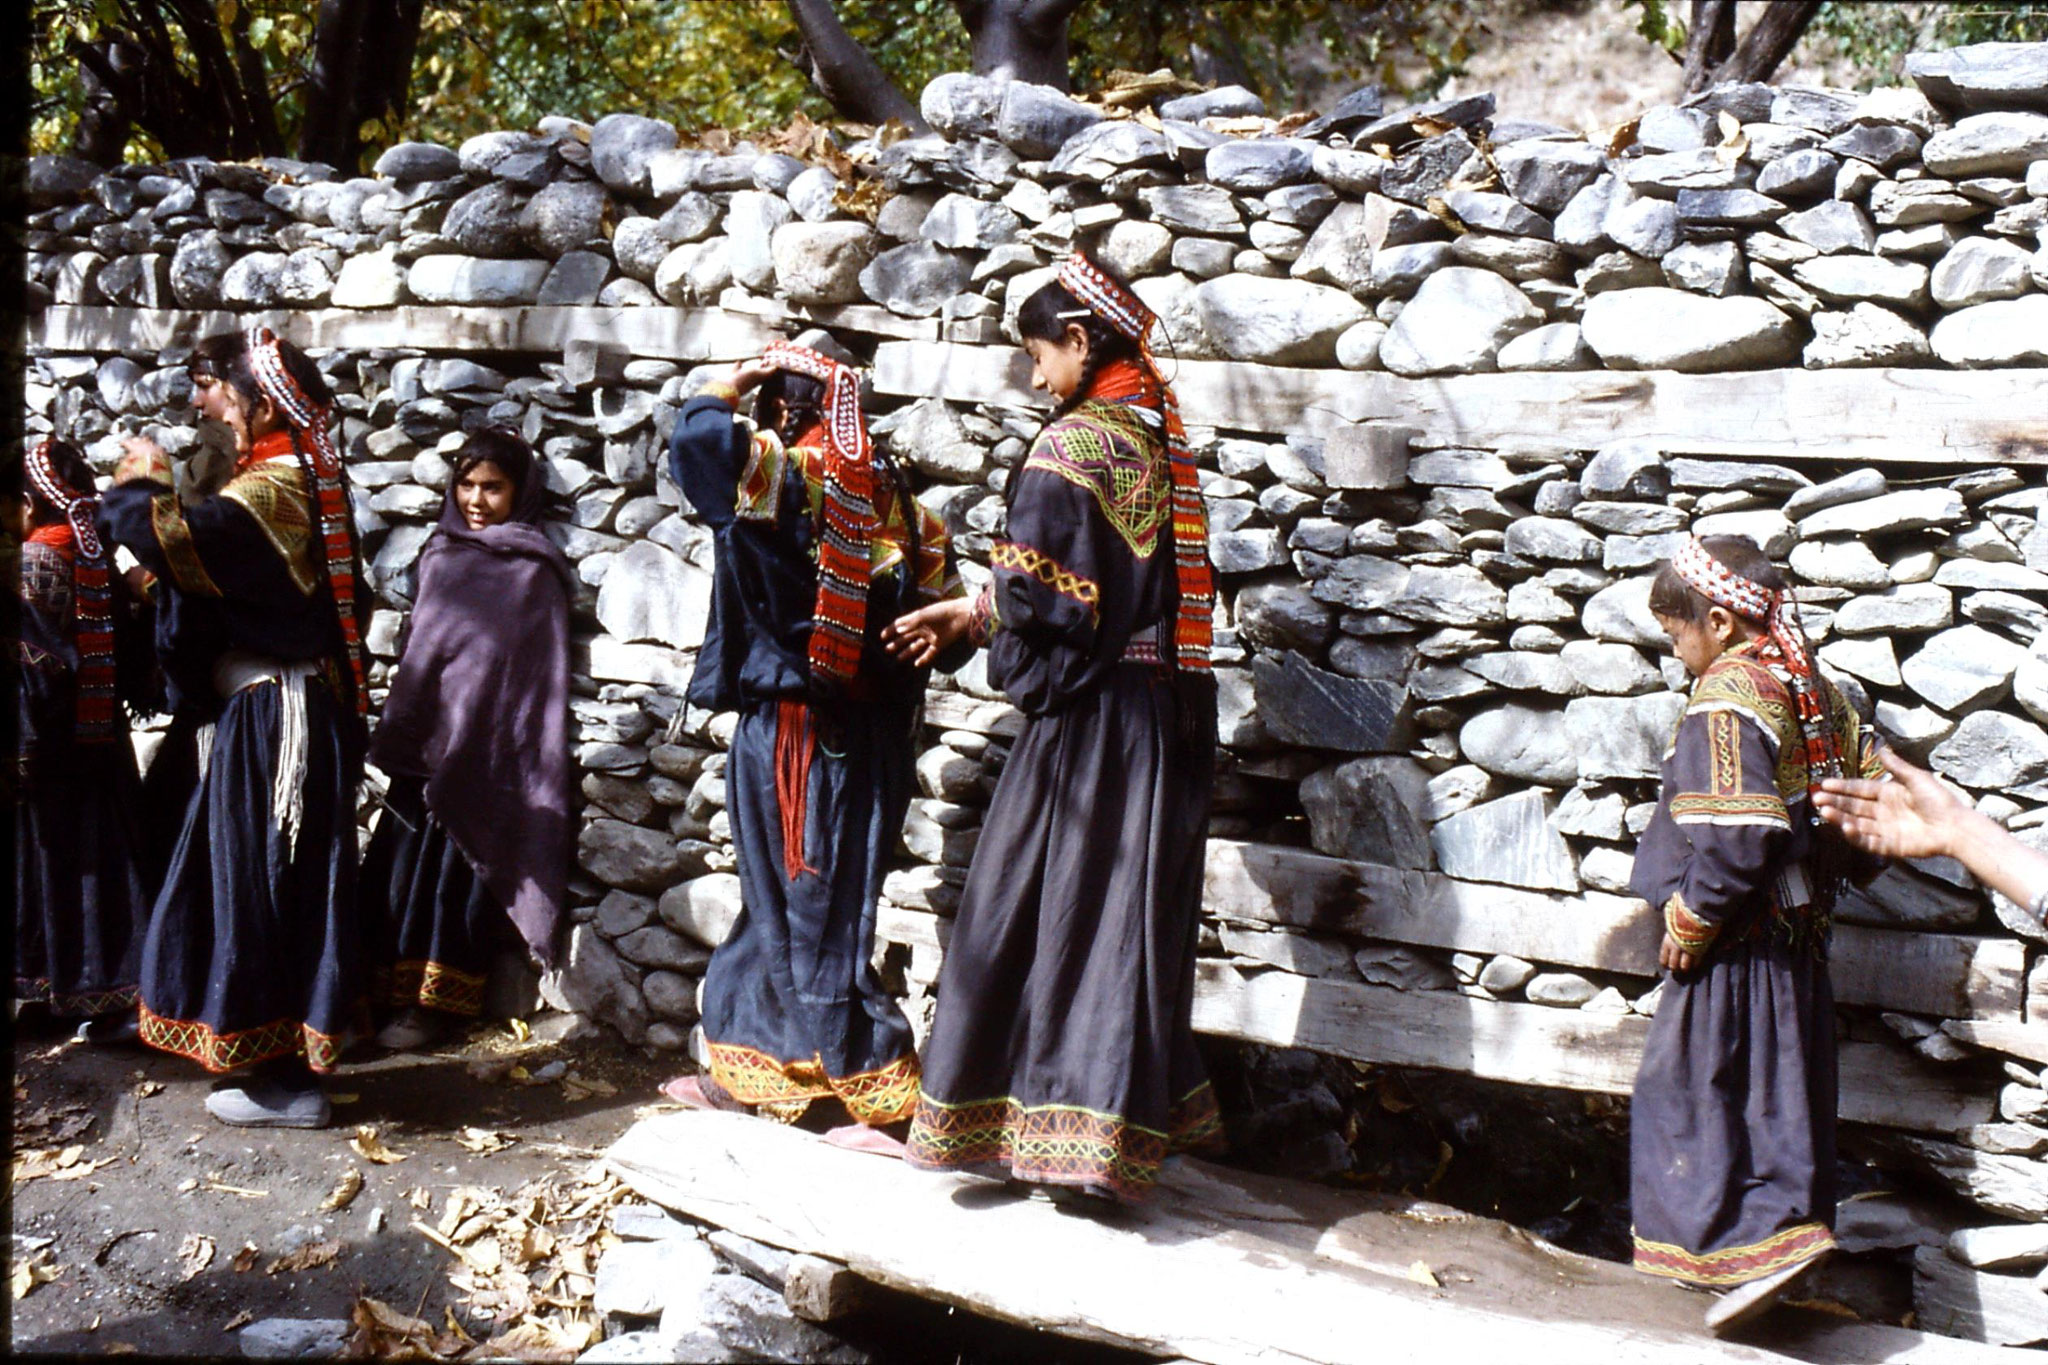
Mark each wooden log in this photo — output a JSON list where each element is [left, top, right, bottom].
[[1189, 962, 1994, 1136], [783, 1253, 872, 1323], [920, 690, 1024, 738], [870, 340, 2048, 465], [29, 304, 781, 362], [605, 1111, 2017, 1365], [1911, 1246, 2048, 1347], [1202, 840, 2024, 1020]]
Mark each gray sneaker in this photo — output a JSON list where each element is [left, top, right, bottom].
[[205, 1079, 331, 1129]]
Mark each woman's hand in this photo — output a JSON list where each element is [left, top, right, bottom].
[[882, 597, 974, 667], [727, 357, 780, 393], [1814, 747, 1968, 861], [113, 435, 172, 485], [1658, 933, 1697, 975]]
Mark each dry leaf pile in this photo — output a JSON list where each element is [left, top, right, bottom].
[[14, 1145, 121, 1185], [11, 1247, 63, 1300], [378, 1160, 628, 1360]]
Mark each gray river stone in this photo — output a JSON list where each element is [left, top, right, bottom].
[[1458, 703, 1577, 783], [1430, 790, 1578, 892], [1908, 42, 2048, 114], [1300, 756, 1433, 866], [1378, 267, 1543, 376], [1251, 650, 1407, 752], [1581, 289, 1799, 371]]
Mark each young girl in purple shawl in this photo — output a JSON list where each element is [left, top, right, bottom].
[[360, 429, 573, 1050]]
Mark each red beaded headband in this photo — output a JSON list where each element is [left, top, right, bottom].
[[24, 438, 103, 560]]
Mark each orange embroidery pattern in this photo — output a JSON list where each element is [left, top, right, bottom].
[[1634, 1222, 1835, 1286], [991, 542, 1100, 620], [140, 1004, 345, 1073], [386, 959, 486, 1017], [906, 1083, 1225, 1201], [705, 1041, 922, 1126]]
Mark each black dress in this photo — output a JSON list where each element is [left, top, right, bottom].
[[11, 536, 152, 1017], [904, 396, 1224, 1201], [670, 393, 963, 1124], [100, 437, 368, 1073], [1629, 641, 1882, 1285]]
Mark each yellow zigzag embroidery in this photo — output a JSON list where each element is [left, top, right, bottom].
[[991, 541, 1100, 620]]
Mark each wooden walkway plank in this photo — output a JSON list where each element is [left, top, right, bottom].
[[604, 1111, 2024, 1365]]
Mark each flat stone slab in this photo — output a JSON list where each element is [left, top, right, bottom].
[[607, 1112, 2021, 1365]]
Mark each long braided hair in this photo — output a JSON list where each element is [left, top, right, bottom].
[[1017, 278, 1143, 428]]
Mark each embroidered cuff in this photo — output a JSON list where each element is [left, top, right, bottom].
[[115, 444, 174, 487], [699, 380, 742, 407], [967, 583, 998, 647], [991, 541, 1100, 622], [1664, 893, 1720, 956], [1669, 791, 1791, 829]]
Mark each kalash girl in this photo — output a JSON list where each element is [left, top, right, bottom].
[[660, 338, 966, 1138], [1631, 534, 1884, 1334], [101, 327, 370, 1129], [884, 251, 1225, 1202], [358, 428, 572, 1051], [10, 438, 154, 1040]]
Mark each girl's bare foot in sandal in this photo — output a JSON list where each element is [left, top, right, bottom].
[[659, 1074, 751, 1113], [822, 1123, 909, 1157]]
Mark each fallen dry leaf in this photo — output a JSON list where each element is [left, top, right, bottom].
[[11, 1250, 62, 1300], [230, 1242, 260, 1272], [224, 1310, 253, 1331], [1407, 1259, 1442, 1289], [406, 1186, 433, 1211], [506, 1017, 531, 1043], [319, 1167, 364, 1212], [350, 1125, 408, 1164], [454, 1127, 516, 1155], [133, 1080, 163, 1098], [177, 1233, 215, 1281], [200, 1179, 267, 1198], [266, 1239, 344, 1275]]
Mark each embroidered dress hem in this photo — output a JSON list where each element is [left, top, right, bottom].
[[379, 959, 487, 1017], [14, 979, 138, 1018], [1632, 1222, 1835, 1286], [905, 1082, 1225, 1202], [140, 1003, 349, 1074], [706, 1040, 921, 1126]]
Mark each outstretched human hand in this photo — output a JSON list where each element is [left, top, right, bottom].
[[1813, 748, 1968, 861], [726, 356, 781, 393], [881, 597, 973, 668]]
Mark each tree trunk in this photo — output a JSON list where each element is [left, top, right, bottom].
[[72, 39, 139, 164], [1679, 0, 1735, 94], [1682, 0, 1820, 93], [1716, 0, 1822, 86], [953, 0, 1086, 88], [298, 0, 425, 172], [781, 0, 928, 131]]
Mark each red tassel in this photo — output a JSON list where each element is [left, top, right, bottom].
[[775, 700, 819, 880]]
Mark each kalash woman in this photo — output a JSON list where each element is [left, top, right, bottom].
[[10, 438, 154, 1040], [100, 326, 370, 1128], [884, 251, 1224, 1202], [359, 428, 572, 1051], [660, 338, 965, 1137]]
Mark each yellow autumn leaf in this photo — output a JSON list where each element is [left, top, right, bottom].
[[349, 1125, 408, 1164], [1406, 1259, 1441, 1288], [319, 1167, 364, 1211]]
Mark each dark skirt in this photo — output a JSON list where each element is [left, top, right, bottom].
[[905, 666, 1224, 1202], [136, 709, 205, 891], [700, 694, 921, 1125], [136, 677, 365, 1074], [14, 741, 149, 1017], [1630, 935, 1838, 1285], [360, 775, 503, 1018]]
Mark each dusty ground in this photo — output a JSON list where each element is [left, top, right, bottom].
[[7, 1011, 676, 1359]]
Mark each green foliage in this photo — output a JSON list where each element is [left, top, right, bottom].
[[30, 0, 1499, 162], [1807, 1, 2048, 88], [1621, 0, 1687, 58]]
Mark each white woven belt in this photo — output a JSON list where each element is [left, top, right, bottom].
[[211, 649, 320, 857]]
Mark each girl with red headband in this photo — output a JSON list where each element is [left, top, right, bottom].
[[659, 335, 964, 1136], [100, 327, 370, 1129], [9, 439, 154, 1041], [884, 251, 1225, 1202], [1633, 534, 1885, 1332]]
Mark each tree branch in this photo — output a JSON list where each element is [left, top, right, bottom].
[[783, 0, 927, 130], [1714, 0, 1821, 86], [955, 0, 1075, 88], [1680, 0, 1734, 93]]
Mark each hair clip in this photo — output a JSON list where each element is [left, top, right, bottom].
[[1055, 308, 1093, 319]]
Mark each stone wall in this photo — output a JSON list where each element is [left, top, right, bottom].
[[22, 41, 2048, 1340]]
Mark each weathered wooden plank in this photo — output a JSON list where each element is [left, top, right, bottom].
[[783, 1253, 873, 1323], [870, 341, 2048, 465], [1189, 962, 1993, 1135], [1203, 840, 2023, 1020], [715, 287, 1001, 346], [606, 1111, 2019, 1365], [920, 689, 1024, 738], [29, 304, 782, 361]]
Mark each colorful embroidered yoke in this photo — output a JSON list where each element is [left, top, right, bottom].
[[1631, 640, 1882, 959], [23, 443, 118, 741]]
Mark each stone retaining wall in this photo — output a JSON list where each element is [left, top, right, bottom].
[[23, 41, 2048, 1340]]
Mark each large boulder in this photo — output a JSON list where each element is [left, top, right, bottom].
[[1300, 756, 1434, 867], [169, 229, 234, 308], [922, 72, 1002, 139], [1190, 275, 1369, 364], [1908, 42, 2048, 113], [996, 82, 1102, 158], [590, 113, 679, 194], [406, 255, 550, 305], [859, 241, 972, 317], [1494, 139, 1607, 214], [442, 182, 530, 257], [1580, 288, 1800, 371], [1930, 295, 2048, 367], [1429, 790, 1578, 892], [769, 221, 877, 304], [595, 540, 710, 650], [1921, 110, 2048, 176], [1378, 267, 1544, 376], [520, 179, 609, 258]]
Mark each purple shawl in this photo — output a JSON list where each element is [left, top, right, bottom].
[[369, 476, 573, 968]]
